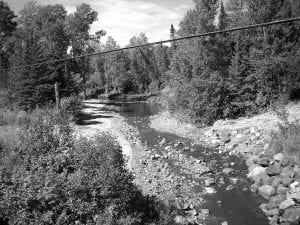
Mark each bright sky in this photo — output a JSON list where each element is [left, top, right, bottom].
[[5, 0, 194, 46]]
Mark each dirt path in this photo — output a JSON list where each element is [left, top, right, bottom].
[[75, 99, 133, 169]]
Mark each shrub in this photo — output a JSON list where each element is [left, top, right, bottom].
[[0, 108, 175, 225], [270, 106, 300, 163], [60, 96, 83, 122]]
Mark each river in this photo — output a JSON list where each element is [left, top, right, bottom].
[[84, 100, 269, 225]]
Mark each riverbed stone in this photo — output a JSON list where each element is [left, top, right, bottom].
[[258, 185, 276, 199], [277, 186, 288, 195], [248, 165, 268, 182], [279, 198, 295, 210], [204, 187, 217, 194], [226, 185, 235, 191], [257, 158, 270, 167], [270, 194, 286, 205], [282, 177, 294, 187], [222, 168, 234, 175], [289, 192, 300, 203], [199, 209, 210, 215], [266, 208, 279, 216], [273, 153, 284, 163], [204, 178, 216, 187], [282, 207, 300, 223], [266, 164, 281, 176]]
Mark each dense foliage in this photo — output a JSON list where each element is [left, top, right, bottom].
[[165, 0, 300, 124], [0, 108, 175, 225]]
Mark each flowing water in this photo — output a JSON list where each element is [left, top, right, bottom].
[[100, 100, 269, 225]]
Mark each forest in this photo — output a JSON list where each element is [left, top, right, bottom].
[[1, 0, 300, 123], [0, 0, 300, 224]]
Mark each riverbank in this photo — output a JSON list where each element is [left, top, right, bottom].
[[150, 101, 300, 225]]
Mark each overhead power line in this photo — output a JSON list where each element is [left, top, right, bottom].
[[1, 17, 300, 72]]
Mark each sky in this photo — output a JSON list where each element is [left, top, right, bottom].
[[5, 0, 195, 46]]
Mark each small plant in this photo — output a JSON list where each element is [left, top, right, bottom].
[[270, 104, 300, 163], [60, 96, 83, 122]]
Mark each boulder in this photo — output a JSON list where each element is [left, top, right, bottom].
[[222, 168, 234, 175], [270, 195, 286, 205], [258, 185, 276, 199], [266, 164, 281, 176], [273, 153, 284, 163], [247, 166, 267, 181], [290, 181, 300, 193], [204, 178, 216, 187], [289, 192, 300, 203], [174, 215, 185, 224], [282, 177, 294, 187], [199, 209, 210, 215], [277, 186, 288, 195], [226, 185, 235, 191], [266, 208, 279, 216], [159, 138, 166, 146], [282, 208, 300, 223], [279, 198, 295, 210], [256, 158, 269, 167], [204, 187, 217, 194]]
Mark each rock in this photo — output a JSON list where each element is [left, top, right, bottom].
[[230, 162, 235, 167], [183, 146, 190, 151], [236, 133, 245, 139], [277, 186, 288, 195], [250, 181, 260, 192], [223, 162, 230, 167], [165, 145, 172, 151], [258, 185, 276, 199], [282, 177, 294, 187], [247, 166, 267, 181], [257, 158, 269, 167], [282, 208, 300, 223], [279, 198, 296, 210], [187, 209, 198, 216], [204, 178, 216, 187], [270, 195, 286, 205], [204, 187, 217, 194], [266, 164, 281, 176], [199, 209, 210, 215], [222, 168, 234, 175], [290, 181, 300, 192], [230, 178, 238, 185], [174, 215, 185, 224], [263, 143, 270, 151], [219, 176, 225, 185], [289, 192, 300, 203], [211, 139, 222, 148], [266, 208, 279, 216], [151, 154, 161, 160], [226, 185, 235, 191], [159, 138, 166, 146], [273, 153, 284, 163], [221, 221, 228, 225]]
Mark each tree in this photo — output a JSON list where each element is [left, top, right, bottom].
[[0, 1, 17, 89]]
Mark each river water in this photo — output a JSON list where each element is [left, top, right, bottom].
[[102, 101, 269, 225]]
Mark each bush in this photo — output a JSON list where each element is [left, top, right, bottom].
[[60, 96, 83, 122], [0, 107, 175, 225], [270, 106, 300, 163]]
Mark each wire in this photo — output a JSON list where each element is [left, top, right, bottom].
[[1, 17, 300, 72]]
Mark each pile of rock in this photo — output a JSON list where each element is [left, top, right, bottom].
[[247, 153, 300, 225]]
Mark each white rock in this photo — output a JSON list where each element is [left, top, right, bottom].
[[204, 187, 217, 194], [273, 153, 284, 163], [290, 181, 300, 192], [279, 198, 295, 210], [247, 166, 266, 180]]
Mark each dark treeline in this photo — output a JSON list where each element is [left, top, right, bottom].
[[1, 0, 300, 119], [165, 0, 300, 124]]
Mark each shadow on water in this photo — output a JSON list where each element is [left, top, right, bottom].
[[97, 100, 269, 225]]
